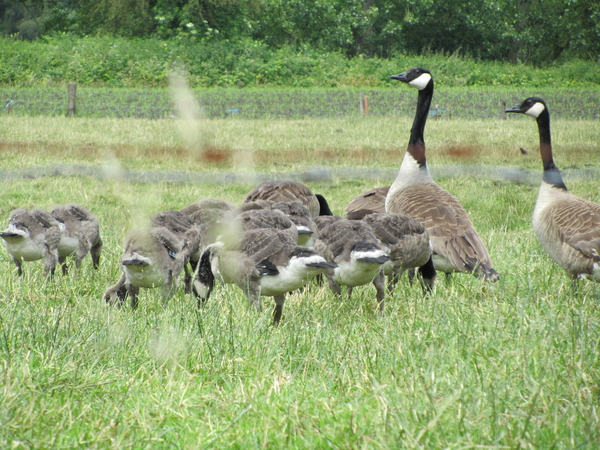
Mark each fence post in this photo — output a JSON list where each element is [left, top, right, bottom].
[[501, 100, 506, 119], [68, 82, 77, 116], [359, 95, 369, 116]]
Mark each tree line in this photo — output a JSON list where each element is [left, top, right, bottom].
[[1, 0, 599, 66]]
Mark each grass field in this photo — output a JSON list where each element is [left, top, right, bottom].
[[1, 113, 599, 449]]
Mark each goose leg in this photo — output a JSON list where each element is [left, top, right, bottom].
[[373, 270, 386, 314], [91, 238, 103, 270], [387, 269, 401, 295], [327, 276, 342, 297], [59, 254, 69, 275], [418, 256, 437, 294], [127, 284, 140, 310], [161, 271, 176, 305], [42, 248, 58, 279], [11, 256, 23, 276], [104, 273, 128, 307], [76, 238, 92, 269], [273, 294, 285, 325]]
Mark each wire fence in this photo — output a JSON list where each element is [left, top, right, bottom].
[[2, 87, 599, 120]]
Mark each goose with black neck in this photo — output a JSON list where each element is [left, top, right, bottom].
[[386, 67, 498, 281], [506, 97, 600, 285]]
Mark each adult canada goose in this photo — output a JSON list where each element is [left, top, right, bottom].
[[194, 227, 336, 324], [349, 211, 435, 293], [1, 208, 61, 277], [506, 97, 600, 284], [104, 227, 191, 309], [344, 186, 390, 217], [386, 67, 498, 281], [314, 218, 390, 312], [50, 204, 102, 275], [243, 181, 332, 218], [271, 200, 318, 246]]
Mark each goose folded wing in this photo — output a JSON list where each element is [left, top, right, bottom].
[[153, 228, 182, 259], [65, 204, 94, 222], [241, 229, 289, 264], [555, 202, 600, 259]]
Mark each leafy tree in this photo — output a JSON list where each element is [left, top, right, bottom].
[[0, 0, 598, 65]]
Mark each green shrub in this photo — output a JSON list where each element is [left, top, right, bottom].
[[0, 35, 599, 88]]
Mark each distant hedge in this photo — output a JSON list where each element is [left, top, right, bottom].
[[1, 36, 599, 89]]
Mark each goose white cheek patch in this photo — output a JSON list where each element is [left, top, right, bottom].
[[408, 73, 432, 90], [525, 102, 545, 118]]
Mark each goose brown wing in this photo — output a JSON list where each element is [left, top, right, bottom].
[[150, 210, 194, 234], [241, 229, 291, 264], [391, 184, 493, 271], [363, 213, 426, 246], [64, 204, 95, 222], [236, 209, 295, 233], [345, 186, 389, 216], [152, 227, 182, 259], [552, 198, 600, 260], [243, 181, 319, 217], [30, 209, 61, 248], [316, 220, 362, 260]]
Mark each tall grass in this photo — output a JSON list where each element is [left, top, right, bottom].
[[0, 115, 599, 448]]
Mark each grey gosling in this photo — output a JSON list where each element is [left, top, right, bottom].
[[51, 204, 102, 275], [314, 218, 390, 312], [194, 227, 335, 325], [104, 227, 191, 309], [349, 211, 435, 293], [149, 209, 202, 292], [1, 208, 61, 277]]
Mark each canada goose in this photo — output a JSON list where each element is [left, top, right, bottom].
[[271, 200, 318, 246], [243, 181, 331, 218], [149, 210, 202, 291], [386, 67, 498, 281], [104, 227, 191, 309], [1, 208, 61, 277], [314, 218, 390, 312], [50, 204, 102, 275], [344, 186, 390, 217], [355, 211, 435, 293], [505, 97, 600, 284], [194, 227, 336, 324]]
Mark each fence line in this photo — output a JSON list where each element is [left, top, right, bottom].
[[1, 86, 599, 120]]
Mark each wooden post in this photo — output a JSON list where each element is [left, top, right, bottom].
[[68, 82, 77, 116], [501, 100, 506, 120], [359, 95, 369, 116]]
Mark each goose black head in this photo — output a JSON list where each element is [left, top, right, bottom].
[[391, 67, 432, 90], [505, 97, 547, 119]]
